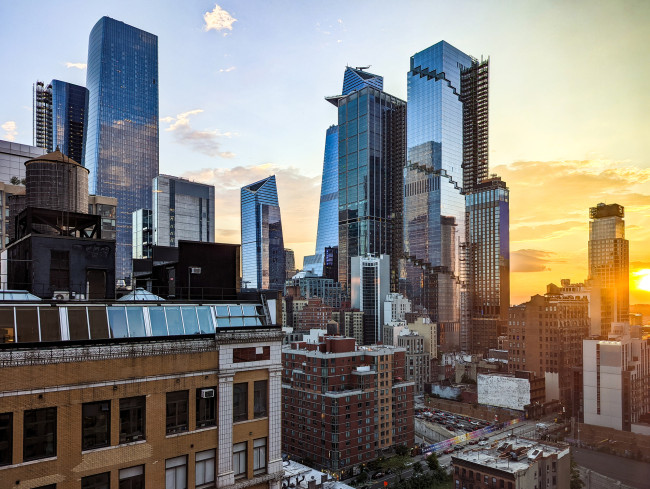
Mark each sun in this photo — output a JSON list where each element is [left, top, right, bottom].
[[633, 269, 650, 292]]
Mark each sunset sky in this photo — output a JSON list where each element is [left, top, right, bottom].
[[1, 0, 649, 304]]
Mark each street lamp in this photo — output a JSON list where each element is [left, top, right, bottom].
[[188, 267, 201, 300]]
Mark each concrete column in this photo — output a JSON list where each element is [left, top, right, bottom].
[[267, 367, 283, 478], [217, 373, 234, 488]]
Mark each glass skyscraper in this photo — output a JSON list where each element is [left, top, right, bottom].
[[241, 175, 286, 291], [328, 82, 406, 291], [85, 16, 159, 282], [33, 80, 89, 165], [404, 41, 473, 350], [303, 68, 385, 276], [588, 203, 629, 336]]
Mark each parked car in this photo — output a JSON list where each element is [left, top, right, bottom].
[[443, 448, 454, 454], [478, 440, 489, 446]]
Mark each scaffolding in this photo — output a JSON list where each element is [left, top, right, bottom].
[[33, 80, 53, 151]]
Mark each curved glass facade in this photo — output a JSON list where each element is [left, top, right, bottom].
[[51, 80, 89, 166], [241, 175, 285, 290], [85, 17, 159, 282]]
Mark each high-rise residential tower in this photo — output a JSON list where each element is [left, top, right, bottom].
[[588, 203, 629, 336], [85, 17, 159, 283], [466, 177, 509, 352], [404, 41, 473, 350], [152, 175, 215, 247], [241, 175, 286, 291], [351, 254, 390, 344], [327, 68, 406, 291], [303, 68, 386, 276], [33, 80, 89, 166]]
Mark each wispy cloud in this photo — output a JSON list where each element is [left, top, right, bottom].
[[1, 121, 17, 141], [161, 109, 235, 158], [219, 66, 236, 73], [65, 62, 87, 70], [511, 249, 562, 273], [204, 4, 237, 34]]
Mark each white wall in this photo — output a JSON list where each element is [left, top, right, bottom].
[[477, 374, 530, 411]]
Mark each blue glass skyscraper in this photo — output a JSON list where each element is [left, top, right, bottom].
[[241, 175, 286, 291], [303, 68, 386, 276], [85, 17, 159, 282], [33, 80, 88, 165], [404, 41, 473, 350]]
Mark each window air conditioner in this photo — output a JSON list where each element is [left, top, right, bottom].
[[201, 388, 215, 399]]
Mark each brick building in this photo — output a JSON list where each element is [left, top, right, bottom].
[[294, 298, 334, 332], [452, 439, 570, 489], [331, 309, 364, 345], [508, 293, 589, 413], [281, 336, 414, 478], [0, 296, 283, 489]]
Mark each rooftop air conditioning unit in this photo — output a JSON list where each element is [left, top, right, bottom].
[[53, 291, 70, 301], [201, 388, 215, 399]]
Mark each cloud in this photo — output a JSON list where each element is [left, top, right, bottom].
[[204, 4, 237, 33], [162, 109, 235, 158], [511, 249, 563, 273], [181, 165, 321, 258], [65, 62, 87, 70], [337, 19, 343, 24], [219, 66, 236, 73], [1, 121, 17, 141]]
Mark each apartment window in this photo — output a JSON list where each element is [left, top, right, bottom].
[[233, 442, 247, 479], [195, 449, 216, 487], [23, 407, 56, 461], [0, 413, 12, 466], [82, 473, 110, 489], [82, 401, 111, 450], [254, 380, 268, 418], [166, 455, 187, 489], [196, 388, 216, 428], [119, 465, 144, 489], [166, 391, 189, 434], [233, 383, 248, 422], [253, 437, 267, 475], [120, 396, 146, 443]]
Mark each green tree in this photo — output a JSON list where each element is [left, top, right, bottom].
[[383, 455, 410, 482], [10, 176, 20, 185], [394, 444, 410, 456], [412, 461, 423, 474], [570, 456, 584, 489]]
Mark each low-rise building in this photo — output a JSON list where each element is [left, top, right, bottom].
[[452, 439, 570, 489], [282, 336, 414, 478], [0, 294, 284, 488]]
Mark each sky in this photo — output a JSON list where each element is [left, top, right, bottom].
[[1, 0, 649, 304]]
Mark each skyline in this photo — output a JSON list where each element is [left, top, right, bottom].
[[1, 1, 650, 303]]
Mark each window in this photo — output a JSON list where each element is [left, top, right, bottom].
[[253, 380, 267, 418], [82, 401, 111, 450], [82, 472, 109, 489], [23, 407, 56, 461], [195, 449, 215, 487], [253, 437, 267, 475], [166, 455, 187, 489], [233, 442, 247, 479], [166, 391, 189, 434], [50, 250, 70, 290], [120, 396, 145, 443], [120, 465, 144, 489], [233, 383, 248, 422], [0, 412, 12, 466], [196, 388, 216, 428]]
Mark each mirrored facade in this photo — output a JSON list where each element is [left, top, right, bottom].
[[404, 41, 473, 350], [85, 16, 159, 282], [329, 83, 406, 291], [241, 175, 286, 291]]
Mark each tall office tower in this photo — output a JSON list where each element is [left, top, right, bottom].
[[304, 68, 385, 276], [327, 70, 406, 291], [303, 125, 339, 275], [153, 175, 215, 247], [588, 203, 629, 336], [34, 80, 89, 166], [241, 175, 286, 290], [460, 60, 489, 193], [132, 208, 153, 259], [404, 41, 473, 351], [351, 254, 390, 344], [466, 177, 510, 353], [85, 17, 159, 283]]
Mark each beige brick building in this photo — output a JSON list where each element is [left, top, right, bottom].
[[0, 299, 283, 489]]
